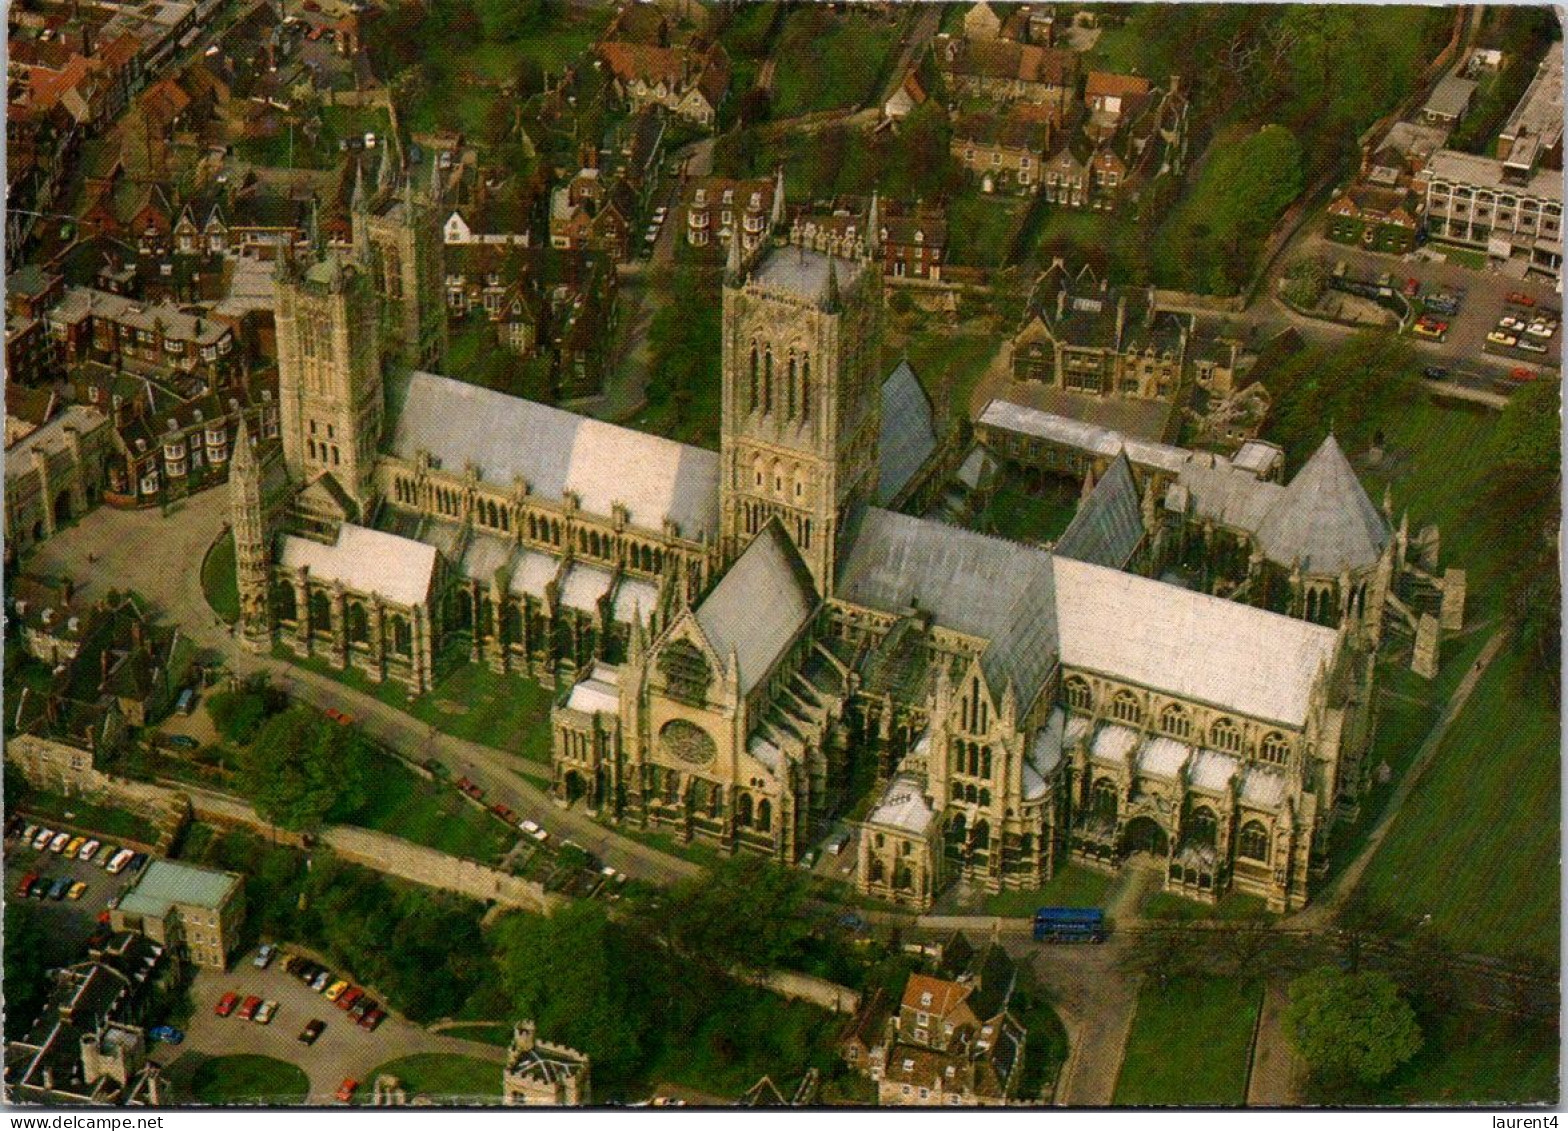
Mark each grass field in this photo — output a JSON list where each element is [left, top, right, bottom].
[[947, 194, 1030, 269], [977, 864, 1115, 917], [1141, 891, 1275, 923], [363, 1054, 501, 1104], [190, 1055, 309, 1105], [1356, 646, 1560, 964], [978, 477, 1080, 544], [883, 326, 1004, 419], [202, 530, 239, 624], [1114, 977, 1261, 1105], [350, 757, 513, 864], [769, 9, 900, 118], [15, 785, 158, 844]]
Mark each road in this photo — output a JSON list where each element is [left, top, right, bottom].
[[28, 489, 700, 887]]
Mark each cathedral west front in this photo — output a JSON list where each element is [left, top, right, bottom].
[[233, 160, 1453, 914]]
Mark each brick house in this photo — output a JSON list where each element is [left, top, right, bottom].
[[952, 113, 1053, 194]]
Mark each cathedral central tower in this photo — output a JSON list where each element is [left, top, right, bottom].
[[719, 228, 883, 597]]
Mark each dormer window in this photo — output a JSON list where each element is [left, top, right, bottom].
[[920, 992, 932, 1007]]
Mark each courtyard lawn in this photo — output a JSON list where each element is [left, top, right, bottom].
[[947, 194, 1031, 269], [350, 757, 513, 864], [363, 1054, 501, 1104], [882, 326, 1004, 419], [978, 865, 1115, 918], [977, 476, 1080, 544], [190, 1055, 309, 1105], [1113, 977, 1261, 1106], [1141, 890, 1275, 923], [1356, 646, 1560, 965], [202, 530, 239, 624]]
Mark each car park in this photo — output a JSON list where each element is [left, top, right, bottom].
[[255, 1000, 278, 1025], [238, 995, 263, 1021], [215, 992, 240, 1017], [254, 943, 278, 969], [67, 881, 88, 901], [78, 839, 101, 861], [299, 1019, 327, 1045], [336, 1079, 359, 1104]]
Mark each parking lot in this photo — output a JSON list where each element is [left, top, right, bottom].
[[159, 948, 506, 1103], [5, 828, 147, 965]]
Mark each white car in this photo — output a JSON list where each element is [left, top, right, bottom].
[[254, 943, 278, 969], [519, 819, 540, 835], [531, 828, 549, 843], [1516, 337, 1548, 353], [1526, 322, 1555, 338], [254, 1000, 278, 1025], [32, 828, 55, 851], [1500, 315, 1526, 331], [106, 848, 135, 875], [78, 838, 101, 861], [49, 832, 71, 853]]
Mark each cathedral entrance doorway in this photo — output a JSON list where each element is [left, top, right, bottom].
[[563, 770, 588, 805], [1120, 816, 1169, 859]]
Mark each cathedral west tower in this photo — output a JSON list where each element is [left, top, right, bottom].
[[719, 227, 883, 597]]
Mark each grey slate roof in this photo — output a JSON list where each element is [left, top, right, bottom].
[[1054, 451, 1144, 568], [749, 244, 865, 302], [388, 371, 720, 540], [836, 508, 1059, 707], [694, 522, 818, 694], [1254, 434, 1389, 575], [875, 359, 938, 505]]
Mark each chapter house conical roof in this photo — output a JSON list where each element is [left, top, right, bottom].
[[1255, 434, 1390, 575]]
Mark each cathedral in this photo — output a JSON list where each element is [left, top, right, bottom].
[[233, 167, 1428, 914]]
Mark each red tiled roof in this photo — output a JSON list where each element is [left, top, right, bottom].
[[1086, 71, 1152, 100], [900, 974, 970, 1018]]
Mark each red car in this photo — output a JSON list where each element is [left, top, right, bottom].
[[359, 1007, 385, 1031], [336, 1079, 358, 1104], [1508, 291, 1536, 307], [15, 872, 38, 899], [337, 986, 364, 1011], [490, 803, 517, 823], [456, 777, 484, 800], [215, 991, 240, 1017], [1403, 277, 1420, 297], [323, 708, 353, 726], [237, 995, 263, 1021], [1508, 367, 1538, 382]]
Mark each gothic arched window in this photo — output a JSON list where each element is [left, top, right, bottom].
[[1160, 703, 1191, 740], [1065, 676, 1093, 712], [763, 347, 773, 415], [1210, 717, 1242, 754], [1186, 806, 1218, 848], [1091, 778, 1118, 821], [1111, 690, 1142, 726], [1238, 820, 1270, 861], [801, 356, 810, 421], [749, 343, 759, 410], [1260, 732, 1290, 765]]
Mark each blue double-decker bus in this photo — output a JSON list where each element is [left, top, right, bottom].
[[1033, 906, 1107, 943]]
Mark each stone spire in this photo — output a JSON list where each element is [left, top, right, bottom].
[[771, 165, 785, 231], [867, 190, 880, 256], [231, 416, 255, 478], [378, 147, 395, 196], [823, 255, 841, 313], [726, 221, 743, 284]]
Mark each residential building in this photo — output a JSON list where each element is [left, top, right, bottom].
[[1419, 69, 1478, 129], [934, 35, 1079, 119], [952, 112, 1053, 194], [682, 171, 781, 251], [46, 287, 238, 382], [4, 404, 114, 558], [598, 40, 731, 129], [110, 859, 244, 971]]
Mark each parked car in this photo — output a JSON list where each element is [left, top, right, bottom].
[[1402, 277, 1420, 297], [311, 970, 333, 992], [520, 819, 540, 835], [128, 852, 148, 872], [149, 1025, 184, 1045], [348, 995, 373, 1021], [67, 881, 88, 901], [1526, 320, 1556, 338], [325, 979, 351, 1002], [1486, 330, 1518, 346], [176, 687, 197, 715], [215, 992, 240, 1017], [16, 872, 39, 899], [65, 836, 86, 857], [1507, 291, 1536, 307], [21, 823, 38, 842], [299, 1019, 327, 1045], [8, 817, 27, 838], [106, 848, 134, 875], [78, 838, 101, 861], [167, 734, 201, 751], [1507, 367, 1538, 382], [238, 996, 263, 1021], [359, 1007, 385, 1031], [1500, 315, 1526, 331], [337, 986, 364, 1012], [1516, 337, 1548, 353], [48, 877, 71, 900], [336, 1079, 359, 1104], [31, 827, 54, 851], [49, 832, 70, 853], [254, 943, 278, 969], [254, 1000, 278, 1025]]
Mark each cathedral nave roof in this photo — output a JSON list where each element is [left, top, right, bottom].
[[278, 522, 437, 606], [693, 522, 818, 695]]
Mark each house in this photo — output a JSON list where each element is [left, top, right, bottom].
[[1084, 71, 1152, 137], [8, 575, 89, 665], [598, 40, 731, 129], [883, 69, 928, 122], [881, 202, 949, 282], [1419, 69, 1479, 130], [934, 35, 1079, 120], [110, 860, 244, 970], [954, 111, 1054, 194], [1326, 185, 1421, 254], [46, 286, 238, 381], [681, 171, 780, 251]]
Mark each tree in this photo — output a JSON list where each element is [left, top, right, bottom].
[[4, 904, 51, 1040], [651, 855, 813, 976], [234, 706, 372, 832], [737, 87, 772, 128], [1286, 966, 1422, 1086]]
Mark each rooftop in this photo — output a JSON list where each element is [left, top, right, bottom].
[[116, 859, 239, 918], [279, 521, 438, 606], [748, 244, 866, 303]]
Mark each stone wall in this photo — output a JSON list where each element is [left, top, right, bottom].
[[757, 969, 862, 1016], [7, 735, 189, 852]]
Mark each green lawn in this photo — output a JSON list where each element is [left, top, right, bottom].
[[14, 785, 158, 844], [1142, 890, 1275, 923], [202, 530, 239, 624], [1114, 977, 1261, 1105], [231, 106, 392, 171], [978, 864, 1115, 918], [1356, 646, 1560, 964], [190, 1055, 309, 1105], [883, 327, 1003, 419], [363, 1054, 500, 1104], [947, 194, 1030, 269], [350, 756, 513, 864], [769, 9, 901, 118]]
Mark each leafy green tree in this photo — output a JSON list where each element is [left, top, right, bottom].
[[235, 706, 372, 832], [652, 856, 812, 976], [1286, 966, 1422, 1085], [5, 903, 51, 1039]]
